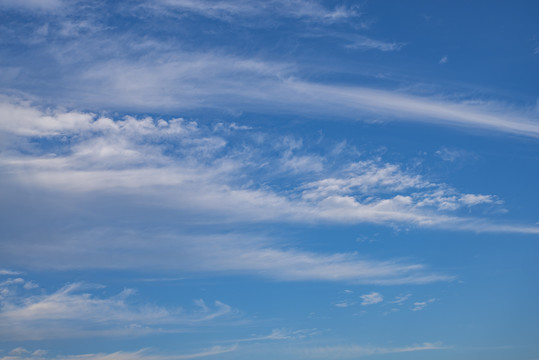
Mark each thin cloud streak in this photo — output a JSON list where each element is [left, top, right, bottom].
[[0, 230, 453, 285], [301, 342, 449, 358], [152, 0, 358, 23], [282, 81, 539, 138], [0, 346, 238, 360], [0, 282, 235, 340]]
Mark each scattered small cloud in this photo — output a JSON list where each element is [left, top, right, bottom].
[[383, 308, 400, 316], [439, 56, 448, 64], [0, 346, 238, 360], [360, 292, 383, 305], [152, 0, 359, 24], [344, 35, 405, 52], [335, 301, 354, 308], [23, 281, 39, 290]]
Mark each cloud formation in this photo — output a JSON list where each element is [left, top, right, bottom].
[[0, 99, 536, 284], [360, 292, 383, 305], [0, 346, 238, 360], [301, 342, 448, 358], [152, 0, 358, 23], [0, 281, 235, 340], [0, 99, 527, 232]]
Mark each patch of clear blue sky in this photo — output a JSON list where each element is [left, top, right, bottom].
[[0, 0, 538, 359]]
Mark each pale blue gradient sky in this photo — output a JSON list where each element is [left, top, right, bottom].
[[0, 1, 538, 359]]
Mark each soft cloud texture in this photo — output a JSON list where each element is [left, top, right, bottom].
[[0, 346, 238, 360], [0, 282, 235, 340], [360, 292, 383, 305], [301, 342, 447, 358], [0, 99, 528, 233], [152, 0, 358, 23]]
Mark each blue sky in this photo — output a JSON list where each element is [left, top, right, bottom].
[[0, 0, 538, 359]]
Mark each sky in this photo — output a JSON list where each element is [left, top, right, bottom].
[[0, 0, 538, 359]]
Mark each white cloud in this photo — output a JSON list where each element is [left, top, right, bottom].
[[344, 35, 404, 52], [234, 328, 316, 342], [0, 100, 517, 232], [1, 1, 538, 139], [0, 101, 537, 286], [459, 194, 498, 206], [435, 147, 474, 162], [153, 0, 357, 23], [282, 81, 539, 138], [360, 292, 383, 305], [0, 0, 63, 10], [9, 348, 30, 355], [0, 283, 234, 340], [301, 342, 448, 358], [334, 301, 353, 308], [389, 293, 411, 304], [0, 347, 237, 360], [412, 298, 436, 311], [42, 45, 539, 138], [439, 56, 448, 64], [0, 278, 25, 286], [23, 282, 39, 290], [0, 102, 537, 285], [0, 270, 20, 275], [0, 227, 453, 285]]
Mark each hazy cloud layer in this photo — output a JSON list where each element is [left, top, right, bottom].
[[0, 280, 235, 340]]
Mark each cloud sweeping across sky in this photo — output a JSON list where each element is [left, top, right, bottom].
[[0, 280, 236, 340], [0, 98, 535, 234], [0, 1, 538, 359], [0, 346, 239, 360], [1, 1, 537, 137]]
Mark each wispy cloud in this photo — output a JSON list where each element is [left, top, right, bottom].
[[0, 282, 235, 340], [151, 0, 358, 23], [0, 100, 537, 287], [2, 3, 537, 139], [0, 346, 238, 360], [334, 301, 354, 308], [0, 100, 530, 231], [435, 147, 475, 162], [301, 342, 448, 358], [388, 293, 411, 305], [412, 298, 436, 311], [282, 81, 539, 138], [66, 56, 539, 137], [360, 292, 383, 305], [0, 229, 454, 285], [0, 0, 63, 11], [233, 328, 317, 342], [0, 269, 21, 275], [344, 35, 404, 51]]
